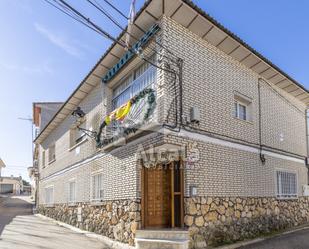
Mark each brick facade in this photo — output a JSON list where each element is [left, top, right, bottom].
[[37, 11, 308, 249]]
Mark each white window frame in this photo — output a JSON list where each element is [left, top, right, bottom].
[[68, 179, 77, 204], [90, 171, 104, 202], [45, 186, 54, 205], [48, 144, 56, 164], [234, 93, 252, 121], [234, 101, 247, 120], [276, 170, 298, 199]]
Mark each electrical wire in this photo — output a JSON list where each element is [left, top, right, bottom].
[[87, 0, 124, 31], [41, 0, 182, 138], [86, 0, 178, 64], [43, 0, 178, 75], [101, 0, 177, 58], [102, 0, 128, 19], [43, 0, 105, 37], [40, 0, 305, 161], [44, 0, 126, 48]]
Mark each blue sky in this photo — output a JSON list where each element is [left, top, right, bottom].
[[0, 0, 308, 181]]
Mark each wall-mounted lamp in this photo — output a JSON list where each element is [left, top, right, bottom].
[[71, 107, 96, 139], [72, 107, 85, 119]]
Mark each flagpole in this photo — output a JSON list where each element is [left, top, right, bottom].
[[125, 0, 136, 49]]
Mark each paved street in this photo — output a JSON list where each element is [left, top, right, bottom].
[[0, 196, 109, 249], [238, 227, 309, 249]]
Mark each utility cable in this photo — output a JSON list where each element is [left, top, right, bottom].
[[43, 0, 104, 36], [43, 0, 177, 75], [86, 0, 178, 64], [102, 0, 177, 57], [102, 0, 128, 19]]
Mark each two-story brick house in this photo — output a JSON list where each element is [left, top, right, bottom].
[[35, 0, 309, 248]]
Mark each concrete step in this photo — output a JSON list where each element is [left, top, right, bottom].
[[136, 229, 189, 240], [136, 238, 189, 249], [135, 230, 189, 249]]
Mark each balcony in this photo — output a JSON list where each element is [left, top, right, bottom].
[[112, 65, 157, 110], [99, 65, 159, 149]]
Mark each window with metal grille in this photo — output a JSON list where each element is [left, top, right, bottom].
[[45, 186, 54, 204], [91, 173, 103, 201], [112, 55, 156, 110], [68, 180, 76, 203], [276, 171, 297, 198]]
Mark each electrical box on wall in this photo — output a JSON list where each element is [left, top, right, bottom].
[[190, 186, 198, 197], [303, 185, 309, 196], [190, 107, 200, 123]]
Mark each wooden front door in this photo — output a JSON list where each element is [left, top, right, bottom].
[[142, 161, 184, 229], [144, 166, 171, 228]]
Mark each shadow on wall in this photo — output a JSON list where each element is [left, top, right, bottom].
[[0, 197, 33, 236]]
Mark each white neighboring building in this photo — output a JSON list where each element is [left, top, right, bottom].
[[0, 176, 23, 195]]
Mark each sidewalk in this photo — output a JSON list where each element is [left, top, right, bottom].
[[0, 196, 110, 249]]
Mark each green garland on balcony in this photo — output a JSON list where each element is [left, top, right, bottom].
[[96, 88, 156, 148]]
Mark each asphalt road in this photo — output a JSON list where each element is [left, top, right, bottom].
[[0, 196, 109, 249], [238, 228, 309, 249]]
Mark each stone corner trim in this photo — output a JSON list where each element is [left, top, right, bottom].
[[185, 196, 309, 248], [38, 199, 141, 246]]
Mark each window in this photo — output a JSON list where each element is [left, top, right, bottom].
[[48, 144, 56, 163], [276, 171, 297, 198], [45, 186, 54, 204], [42, 151, 46, 168], [91, 173, 104, 201], [68, 180, 76, 203], [235, 101, 247, 120], [70, 121, 86, 147], [234, 93, 252, 121], [112, 55, 156, 109]]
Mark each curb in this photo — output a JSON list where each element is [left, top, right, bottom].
[[214, 238, 265, 249], [35, 214, 135, 249]]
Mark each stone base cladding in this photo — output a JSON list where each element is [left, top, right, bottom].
[[185, 196, 309, 248], [38, 199, 141, 246]]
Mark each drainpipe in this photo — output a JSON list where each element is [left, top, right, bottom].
[[258, 78, 266, 164], [178, 58, 184, 127]]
